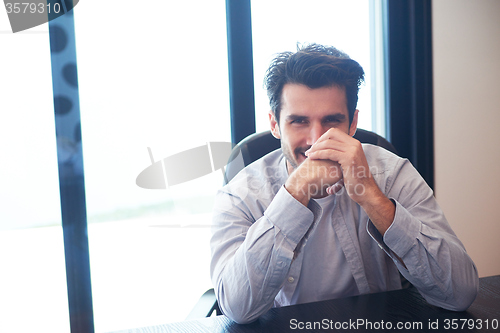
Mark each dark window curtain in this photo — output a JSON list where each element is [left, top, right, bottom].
[[384, 0, 434, 189]]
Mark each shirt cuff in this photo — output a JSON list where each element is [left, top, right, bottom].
[[366, 199, 420, 261], [383, 199, 421, 257], [264, 185, 319, 247]]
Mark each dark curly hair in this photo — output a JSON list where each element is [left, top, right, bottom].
[[264, 43, 365, 125]]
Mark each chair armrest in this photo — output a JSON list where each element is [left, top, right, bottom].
[[186, 288, 221, 320]]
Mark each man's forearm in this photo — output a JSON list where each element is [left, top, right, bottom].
[[284, 178, 310, 206], [284, 159, 342, 206], [359, 188, 395, 236], [211, 187, 316, 323], [214, 229, 290, 324], [381, 198, 479, 311]]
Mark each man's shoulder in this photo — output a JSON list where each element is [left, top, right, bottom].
[[223, 149, 285, 195], [361, 143, 406, 176]]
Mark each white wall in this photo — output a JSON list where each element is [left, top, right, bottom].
[[433, 0, 500, 277]]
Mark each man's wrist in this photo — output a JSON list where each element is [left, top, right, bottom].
[[284, 176, 310, 206], [360, 191, 395, 235]]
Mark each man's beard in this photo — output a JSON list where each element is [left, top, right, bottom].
[[282, 144, 311, 172]]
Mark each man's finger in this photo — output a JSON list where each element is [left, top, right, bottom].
[[316, 127, 351, 144], [327, 179, 345, 195]]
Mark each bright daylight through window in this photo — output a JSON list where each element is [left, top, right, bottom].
[[74, 1, 229, 331], [0, 13, 70, 333]]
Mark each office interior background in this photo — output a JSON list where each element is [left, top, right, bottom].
[[0, 0, 499, 332]]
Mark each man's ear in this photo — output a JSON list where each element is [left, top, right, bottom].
[[269, 111, 281, 139], [349, 109, 359, 137]]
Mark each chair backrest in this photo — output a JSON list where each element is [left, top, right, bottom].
[[224, 129, 397, 185]]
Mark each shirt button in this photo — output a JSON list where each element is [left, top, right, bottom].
[[288, 277, 295, 283]]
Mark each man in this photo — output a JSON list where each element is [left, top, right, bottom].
[[210, 43, 478, 324]]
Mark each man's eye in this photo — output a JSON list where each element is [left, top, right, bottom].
[[291, 119, 307, 124], [324, 118, 341, 124]]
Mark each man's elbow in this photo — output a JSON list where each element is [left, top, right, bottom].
[[451, 277, 479, 311], [215, 284, 266, 324], [218, 299, 261, 324], [454, 267, 480, 311], [428, 275, 479, 312], [223, 310, 258, 325]]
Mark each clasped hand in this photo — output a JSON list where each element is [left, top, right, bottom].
[[283, 128, 394, 234], [302, 128, 378, 205]]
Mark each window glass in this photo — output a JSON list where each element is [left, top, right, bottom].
[[251, 0, 384, 136], [73, 1, 230, 331], [0, 14, 70, 333]]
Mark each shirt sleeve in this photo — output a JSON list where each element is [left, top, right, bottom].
[[210, 185, 320, 324], [367, 158, 479, 311]]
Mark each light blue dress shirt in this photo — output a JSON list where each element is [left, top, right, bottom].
[[210, 144, 478, 324]]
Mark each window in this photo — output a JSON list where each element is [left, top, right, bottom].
[[73, 1, 229, 331], [0, 16, 70, 333]]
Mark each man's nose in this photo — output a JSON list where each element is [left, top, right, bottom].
[[306, 123, 324, 146]]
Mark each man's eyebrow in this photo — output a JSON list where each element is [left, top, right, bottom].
[[323, 113, 347, 122], [285, 114, 308, 121], [284, 113, 347, 122]]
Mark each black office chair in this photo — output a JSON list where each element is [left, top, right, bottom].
[[187, 128, 397, 320]]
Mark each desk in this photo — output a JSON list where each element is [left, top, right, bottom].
[[116, 275, 499, 332]]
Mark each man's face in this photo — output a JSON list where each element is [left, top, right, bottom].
[[269, 83, 358, 173]]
